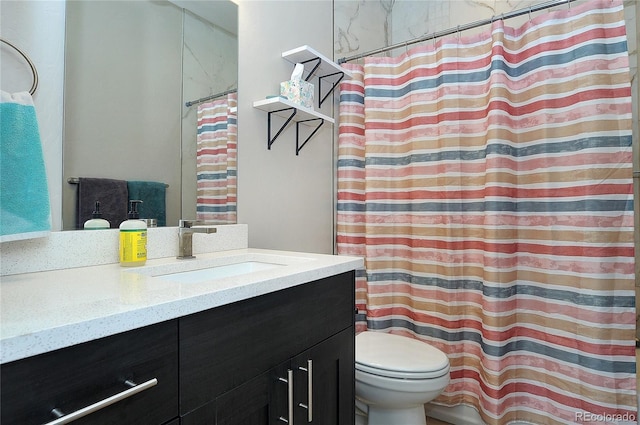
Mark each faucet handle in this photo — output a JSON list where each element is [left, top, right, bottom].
[[178, 219, 209, 228], [179, 219, 194, 228]]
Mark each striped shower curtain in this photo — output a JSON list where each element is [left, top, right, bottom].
[[337, 0, 635, 423], [196, 93, 237, 224]]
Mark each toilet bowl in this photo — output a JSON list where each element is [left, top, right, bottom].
[[355, 331, 450, 425]]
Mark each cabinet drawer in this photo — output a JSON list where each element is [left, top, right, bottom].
[[180, 271, 355, 415], [1, 320, 179, 425]]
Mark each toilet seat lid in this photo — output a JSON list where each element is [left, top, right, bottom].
[[355, 331, 449, 378]]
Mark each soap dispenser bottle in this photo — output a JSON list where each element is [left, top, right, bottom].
[[119, 200, 147, 267], [84, 201, 110, 229]]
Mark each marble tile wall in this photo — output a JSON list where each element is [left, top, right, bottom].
[[335, 0, 636, 82]]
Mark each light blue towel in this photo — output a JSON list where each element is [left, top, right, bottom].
[[1, 91, 51, 242]]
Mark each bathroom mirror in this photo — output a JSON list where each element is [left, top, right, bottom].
[[62, 0, 238, 230]]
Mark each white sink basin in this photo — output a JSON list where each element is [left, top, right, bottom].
[[155, 261, 283, 284], [126, 252, 315, 284]]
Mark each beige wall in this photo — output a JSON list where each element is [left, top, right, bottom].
[[237, 0, 335, 254]]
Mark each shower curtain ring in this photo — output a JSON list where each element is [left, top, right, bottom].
[[528, 6, 532, 21], [457, 25, 461, 39]]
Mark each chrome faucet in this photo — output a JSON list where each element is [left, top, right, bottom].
[[177, 220, 217, 259]]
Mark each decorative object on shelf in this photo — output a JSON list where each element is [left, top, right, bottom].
[[252, 45, 351, 155], [282, 45, 353, 108], [280, 63, 314, 108]]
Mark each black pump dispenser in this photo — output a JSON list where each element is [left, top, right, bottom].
[[127, 200, 143, 219], [84, 200, 110, 229], [91, 201, 103, 219]]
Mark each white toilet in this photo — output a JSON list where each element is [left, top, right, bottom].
[[355, 331, 451, 425]]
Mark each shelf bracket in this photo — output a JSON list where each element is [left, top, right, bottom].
[[267, 107, 297, 150], [297, 57, 322, 82], [318, 71, 345, 108], [295, 118, 324, 155]]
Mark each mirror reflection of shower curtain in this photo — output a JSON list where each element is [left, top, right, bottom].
[[337, 0, 635, 423], [196, 93, 237, 224]]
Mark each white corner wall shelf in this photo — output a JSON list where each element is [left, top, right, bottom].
[[253, 97, 334, 155], [282, 45, 353, 108]]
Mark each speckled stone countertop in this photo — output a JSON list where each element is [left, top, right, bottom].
[[0, 248, 363, 364]]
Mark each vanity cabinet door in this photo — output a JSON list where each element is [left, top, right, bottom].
[[179, 271, 354, 416], [0, 320, 179, 425], [216, 361, 291, 425], [182, 329, 355, 425], [180, 370, 268, 425], [212, 329, 355, 425], [292, 328, 355, 425]]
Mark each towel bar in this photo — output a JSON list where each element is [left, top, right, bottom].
[[67, 177, 169, 188]]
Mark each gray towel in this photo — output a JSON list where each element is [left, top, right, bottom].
[[76, 178, 128, 229]]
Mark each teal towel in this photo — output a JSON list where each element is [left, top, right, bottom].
[[0, 91, 51, 242], [127, 181, 166, 226]]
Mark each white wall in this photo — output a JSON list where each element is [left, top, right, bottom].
[[237, 0, 335, 254], [1, 0, 65, 231]]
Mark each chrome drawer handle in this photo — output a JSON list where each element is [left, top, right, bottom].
[[44, 378, 158, 425], [298, 360, 313, 422], [278, 370, 294, 424]]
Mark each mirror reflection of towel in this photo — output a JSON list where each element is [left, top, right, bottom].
[[127, 181, 166, 226], [76, 178, 128, 229]]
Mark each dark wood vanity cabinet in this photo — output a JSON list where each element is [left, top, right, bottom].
[[180, 271, 356, 425], [0, 271, 355, 425], [0, 320, 179, 425], [181, 328, 354, 425]]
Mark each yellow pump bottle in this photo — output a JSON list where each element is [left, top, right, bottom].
[[119, 200, 147, 267]]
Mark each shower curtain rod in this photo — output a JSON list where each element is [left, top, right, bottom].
[[185, 88, 237, 108], [337, 0, 576, 64]]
